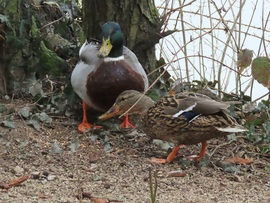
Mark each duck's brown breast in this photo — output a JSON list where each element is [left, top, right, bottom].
[[87, 60, 145, 111]]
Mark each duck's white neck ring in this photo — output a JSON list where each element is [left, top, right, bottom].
[[104, 55, 124, 62]]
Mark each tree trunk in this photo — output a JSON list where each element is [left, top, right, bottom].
[[82, 0, 162, 83]]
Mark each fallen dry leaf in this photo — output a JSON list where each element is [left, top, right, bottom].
[[237, 48, 253, 73], [38, 193, 52, 200], [0, 182, 9, 189], [90, 197, 123, 203], [167, 170, 187, 177], [91, 197, 110, 203], [8, 175, 29, 188], [224, 157, 253, 165], [0, 175, 29, 189]]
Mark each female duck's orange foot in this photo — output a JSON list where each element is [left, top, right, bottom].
[[150, 145, 181, 164], [120, 114, 134, 128], [186, 141, 207, 161], [78, 122, 102, 132]]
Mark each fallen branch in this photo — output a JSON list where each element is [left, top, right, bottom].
[[75, 191, 123, 202]]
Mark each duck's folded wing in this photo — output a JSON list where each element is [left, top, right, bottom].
[[79, 41, 101, 66], [161, 95, 230, 116], [123, 46, 149, 90]]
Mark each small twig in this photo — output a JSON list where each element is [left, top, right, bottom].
[[209, 140, 234, 158], [180, 10, 270, 34], [39, 16, 65, 31], [159, 0, 196, 27], [260, 1, 270, 58], [17, 109, 29, 137], [211, 1, 239, 50]]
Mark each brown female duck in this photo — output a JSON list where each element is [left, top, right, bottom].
[[99, 90, 247, 163]]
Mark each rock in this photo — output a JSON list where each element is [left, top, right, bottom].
[[42, 171, 49, 177], [103, 183, 111, 189], [89, 163, 98, 170], [12, 166, 24, 175], [47, 174, 56, 181], [32, 171, 41, 179]]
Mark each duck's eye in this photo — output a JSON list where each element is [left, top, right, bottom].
[[117, 97, 125, 102], [111, 30, 116, 35], [120, 97, 126, 101]]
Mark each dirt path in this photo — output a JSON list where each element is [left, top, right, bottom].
[[0, 101, 270, 203]]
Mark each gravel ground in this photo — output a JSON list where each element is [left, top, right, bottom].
[[0, 101, 270, 203]]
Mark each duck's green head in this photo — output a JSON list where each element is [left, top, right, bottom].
[[97, 22, 124, 58]]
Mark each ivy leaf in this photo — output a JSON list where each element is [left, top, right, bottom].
[[90, 135, 99, 142], [68, 141, 80, 152], [103, 142, 111, 152], [50, 141, 63, 154], [227, 133, 238, 141], [0, 105, 7, 114], [37, 112, 52, 124], [1, 120, 15, 129], [224, 165, 241, 173], [152, 139, 174, 150], [19, 107, 31, 119], [27, 119, 41, 132], [0, 14, 12, 28], [27, 113, 51, 131], [262, 122, 270, 142], [252, 57, 270, 89], [29, 81, 44, 97]]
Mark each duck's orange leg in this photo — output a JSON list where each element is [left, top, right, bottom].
[[78, 101, 102, 132], [120, 113, 134, 128], [151, 145, 181, 164], [186, 141, 207, 161], [196, 141, 207, 161]]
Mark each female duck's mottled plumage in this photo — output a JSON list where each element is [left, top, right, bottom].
[[142, 92, 244, 145], [99, 90, 247, 163], [71, 22, 148, 132]]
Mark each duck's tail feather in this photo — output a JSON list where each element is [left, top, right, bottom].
[[215, 125, 248, 133], [79, 40, 88, 56]]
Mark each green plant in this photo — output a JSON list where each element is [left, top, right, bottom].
[[149, 169, 158, 203]]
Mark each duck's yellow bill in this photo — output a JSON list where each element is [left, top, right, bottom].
[[97, 38, 113, 58]]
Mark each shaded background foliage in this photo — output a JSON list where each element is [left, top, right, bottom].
[[0, 1, 78, 95], [0, 0, 169, 100], [0, 0, 174, 131]]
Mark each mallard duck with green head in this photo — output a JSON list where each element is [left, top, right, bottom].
[[71, 22, 149, 132], [99, 90, 247, 164]]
